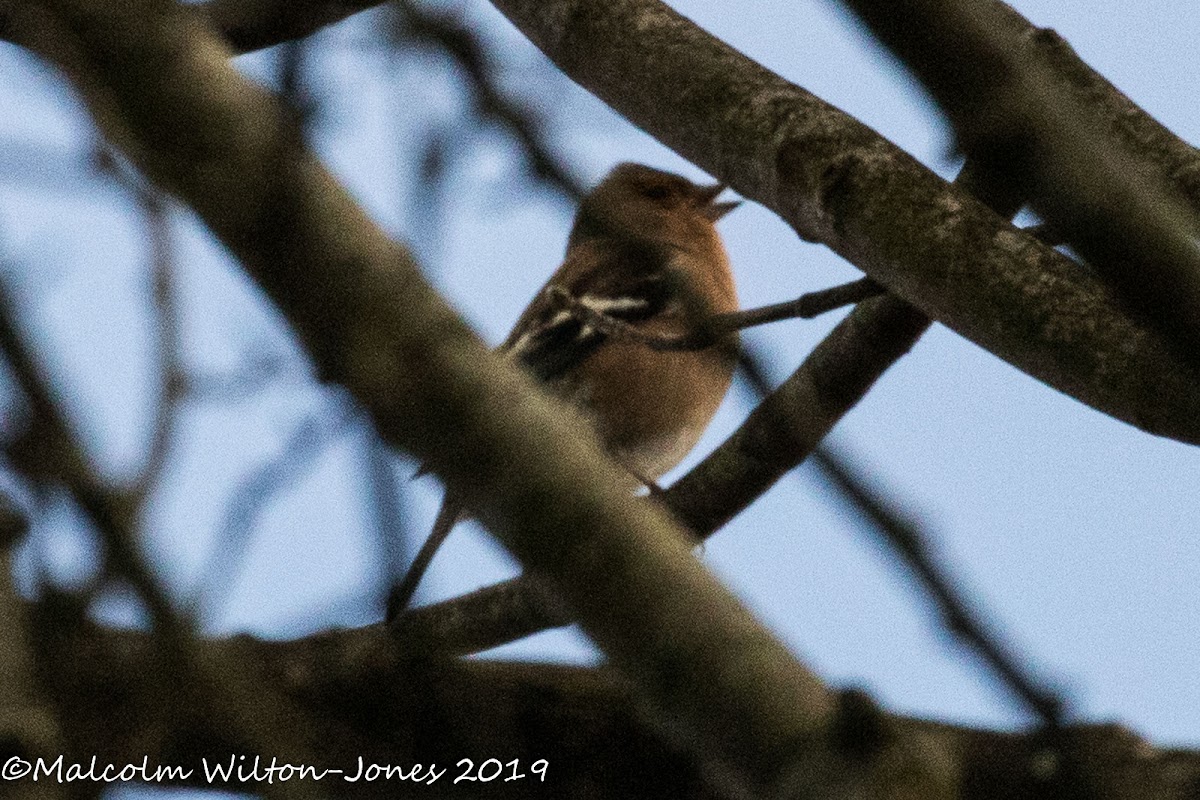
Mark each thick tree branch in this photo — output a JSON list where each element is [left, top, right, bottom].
[[839, 0, 1200, 363], [980, 5, 1200, 216], [200, 0, 381, 54], [8, 0, 1200, 209], [479, 0, 1200, 447], [0, 501, 65, 800], [30, 617, 1200, 800]]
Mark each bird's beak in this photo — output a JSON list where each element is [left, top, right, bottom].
[[696, 182, 742, 220], [706, 199, 742, 220]]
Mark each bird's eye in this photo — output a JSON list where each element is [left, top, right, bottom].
[[641, 185, 671, 201]]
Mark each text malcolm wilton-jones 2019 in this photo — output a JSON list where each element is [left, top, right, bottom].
[[3, 754, 550, 785]]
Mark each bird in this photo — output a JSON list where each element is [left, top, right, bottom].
[[386, 162, 741, 620]]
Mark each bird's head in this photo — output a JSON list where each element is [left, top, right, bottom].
[[569, 162, 740, 250]]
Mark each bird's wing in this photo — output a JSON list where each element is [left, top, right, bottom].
[[504, 245, 675, 384]]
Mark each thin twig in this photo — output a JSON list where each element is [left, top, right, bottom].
[[190, 397, 353, 626], [546, 277, 884, 352], [810, 445, 1064, 728], [386, 1, 583, 200], [390, 0, 586, 200], [115, 162, 187, 510], [364, 432, 411, 613], [724, 277, 886, 326]]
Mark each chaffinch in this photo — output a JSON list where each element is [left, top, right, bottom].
[[388, 162, 740, 617]]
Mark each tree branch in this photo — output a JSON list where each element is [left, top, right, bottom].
[[981, 3, 1200, 216], [29, 616, 1200, 800], [481, 0, 1200, 446], [811, 446, 1064, 726], [839, 0, 1200, 363], [389, 0, 586, 201], [544, 277, 884, 352], [0, 499, 65, 800], [201, 0, 381, 54]]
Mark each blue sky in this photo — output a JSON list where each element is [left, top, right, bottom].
[[1, 0, 1197, 753]]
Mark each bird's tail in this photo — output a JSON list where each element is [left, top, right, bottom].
[[386, 492, 462, 622]]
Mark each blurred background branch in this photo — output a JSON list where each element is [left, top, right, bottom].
[[839, 0, 1200, 363], [22, 616, 1200, 799]]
